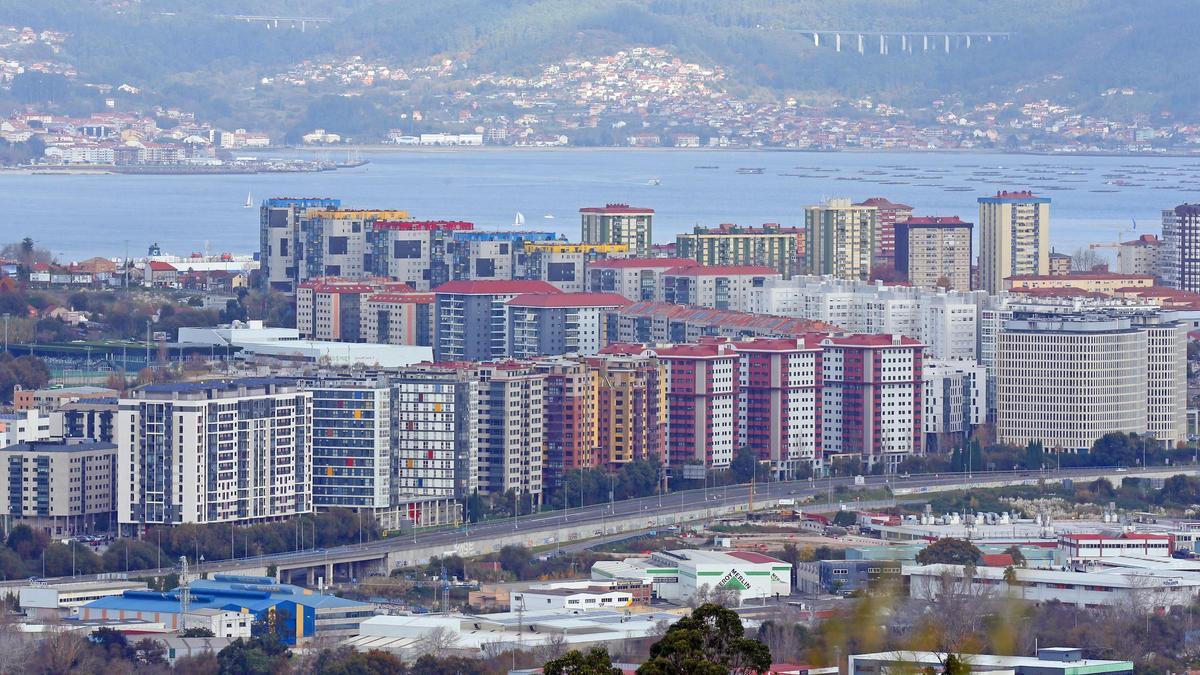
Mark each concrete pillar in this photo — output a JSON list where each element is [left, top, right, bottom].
[[324, 563, 334, 586]]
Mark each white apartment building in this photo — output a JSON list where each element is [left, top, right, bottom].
[[359, 292, 434, 346], [117, 379, 312, 529], [0, 409, 63, 447], [749, 276, 982, 361], [922, 360, 987, 449], [659, 265, 781, 311], [586, 258, 700, 301], [389, 368, 479, 527], [995, 311, 1185, 451]]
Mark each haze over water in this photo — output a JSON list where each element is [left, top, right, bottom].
[[7, 149, 1198, 261]]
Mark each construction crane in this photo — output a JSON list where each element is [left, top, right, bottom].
[[1089, 219, 1138, 251]]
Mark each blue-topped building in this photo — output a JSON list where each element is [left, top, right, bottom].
[[76, 574, 375, 644], [260, 197, 342, 293]]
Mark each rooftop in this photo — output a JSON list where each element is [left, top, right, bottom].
[[588, 257, 699, 270], [506, 292, 632, 308], [901, 216, 972, 226], [579, 203, 655, 214], [0, 440, 116, 454], [433, 280, 564, 295], [664, 264, 779, 276]]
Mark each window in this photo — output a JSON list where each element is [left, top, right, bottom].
[[328, 237, 349, 255]]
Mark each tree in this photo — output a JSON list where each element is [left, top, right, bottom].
[[730, 447, 759, 484], [498, 545, 532, 575], [638, 603, 772, 675], [1002, 546, 1026, 568], [915, 538, 982, 566], [544, 647, 622, 675], [943, 654, 970, 675], [417, 626, 461, 654], [181, 627, 216, 638], [832, 511, 857, 527]]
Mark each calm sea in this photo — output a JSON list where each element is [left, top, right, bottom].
[[4, 149, 1198, 262]]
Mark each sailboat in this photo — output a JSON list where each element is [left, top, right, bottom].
[[513, 212, 525, 227], [244, 192, 253, 208], [543, 213, 555, 220]]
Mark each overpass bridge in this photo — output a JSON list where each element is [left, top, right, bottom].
[[773, 27, 1011, 55], [0, 467, 1188, 590]]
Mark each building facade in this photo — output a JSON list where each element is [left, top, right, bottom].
[[306, 380, 391, 513], [1162, 203, 1200, 292], [259, 197, 342, 293], [675, 224, 806, 278], [854, 197, 913, 270], [580, 204, 654, 256], [505, 292, 630, 358], [734, 338, 822, 479], [894, 216, 973, 291], [433, 280, 562, 361], [0, 440, 117, 536], [804, 198, 878, 280], [977, 191, 1051, 294], [587, 258, 699, 301], [659, 265, 781, 311], [117, 379, 312, 530], [586, 352, 667, 468], [520, 242, 630, 293]]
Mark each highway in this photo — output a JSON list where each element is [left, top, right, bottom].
[[4, 466, 1181, 587]]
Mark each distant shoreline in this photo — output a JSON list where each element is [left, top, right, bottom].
[[276, 145, 1200, 159]]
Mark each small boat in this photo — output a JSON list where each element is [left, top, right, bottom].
[[543, 213, 555, 219], [513, 212, 525, 227], [243, 192, 253, 208], [736, 167, 765, 175], [648, 177, 661, 186]]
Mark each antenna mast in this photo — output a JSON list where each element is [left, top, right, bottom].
[[178, 555, 191, 630]]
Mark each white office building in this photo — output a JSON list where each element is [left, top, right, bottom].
[[922, 360, 987, 449], [117, 379, 312, 529], [994, 311, 1185, 451]]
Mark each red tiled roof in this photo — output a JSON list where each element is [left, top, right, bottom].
[[433, 280, 563, 295], [902, 216, 971, 226], [588, 258, 699, 270], [664, 265, 779, 276], [579, 203, 655, 214], [147, 261, 177, 271], [506, 292, 631, 308], [1121, 234, 1160, 246], [1008, 272, 1153, 281], [854, 197, 913, 210], [732, 337, 821, 352], [824, 334, 922, 347], [364, 292, 434, 304], [980, 554, 1014, 567]]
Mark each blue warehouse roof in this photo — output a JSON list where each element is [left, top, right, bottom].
[[82, 574, 371, 614]]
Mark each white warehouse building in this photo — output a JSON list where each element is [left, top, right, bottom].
[[591, 549, 792, 606]]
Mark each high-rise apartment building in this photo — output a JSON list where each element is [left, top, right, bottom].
[[749, 277, 982, 361], [302, 210, 411, 280], [117, 379, 312, 530], [819, 335, 923, 472], [580, 204, 655, 256], [297, 277, 414, 342], [922, 360, 987, 452], [854, 197, 913, 269], [586, 352, 667, 468], [1162, 204, 1200, 292], [389, 368, 479, 526], [894, 216, 974, 291], [534, 359, 599, 490], [259, 197, 342, 293], [506, 292, 630, 358], [306, 380, 391, 515], [734, 338, 822, 479], [977, 191, 1051, 294], [675, 224, 806, 278], [367, 220, 473, 290], [659, 265, 781, 311], [587, 258, 699, 301], [650, 342, 740, 472], [359, 291, 434, 346], [433, 280, 562, 360], [471, 363, 545, 509], [521, 242, 630, 293], [0, 440, 117, 536], [448, 231, 562, 281], [1116, 234, 1164, 278], [804, 198, 878, 280]]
